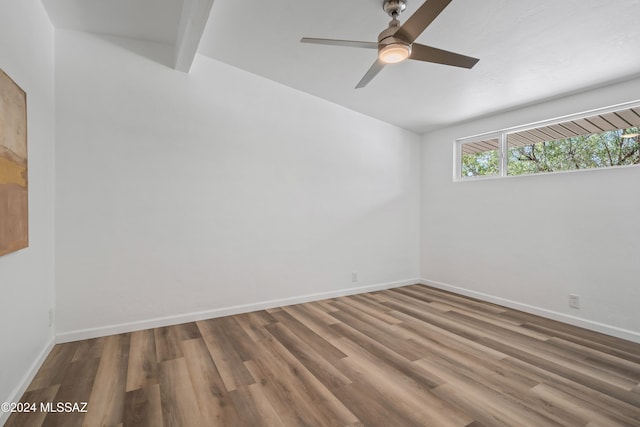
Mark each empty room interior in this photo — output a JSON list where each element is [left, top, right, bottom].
[[2, 0, 640, 425]]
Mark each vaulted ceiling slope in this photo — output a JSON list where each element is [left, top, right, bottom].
[[43, 0, 640, 133]]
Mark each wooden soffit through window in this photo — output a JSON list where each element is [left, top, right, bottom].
[[462, 107, 640, 155]]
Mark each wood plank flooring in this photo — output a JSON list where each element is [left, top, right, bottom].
[[6, 284, 640, 426]]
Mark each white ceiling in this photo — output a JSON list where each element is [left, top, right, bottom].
[[43, 0, 640, 133], [42, 0, 184, 44]]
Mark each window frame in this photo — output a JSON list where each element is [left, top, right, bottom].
[[453, 100, 640, 182], [454, 132, 503, 180]]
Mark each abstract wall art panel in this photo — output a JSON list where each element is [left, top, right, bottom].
[[0, 67, 28, 256]]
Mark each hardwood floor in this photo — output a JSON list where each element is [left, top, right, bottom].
[[6, 284, 640, 426]]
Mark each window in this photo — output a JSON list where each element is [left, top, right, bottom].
[[460, 135, 500, 178], [455, 101, 640, 180]]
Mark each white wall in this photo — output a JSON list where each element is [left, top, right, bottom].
[[54, 30, 421, 339], [421, 77, 640, 342], [0, 0, 56, 419]]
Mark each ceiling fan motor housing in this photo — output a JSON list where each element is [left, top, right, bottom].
[[377, 15, 412, 63], [377, 11, 411, 59], [379, 0, 410, 50]]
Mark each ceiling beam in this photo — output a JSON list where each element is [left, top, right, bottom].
[[174, 0, 215, 73]]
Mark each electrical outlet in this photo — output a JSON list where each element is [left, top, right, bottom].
[[49, 309, 54, 327], [352, 272, 358, 282], [569, 294, 580, 309]]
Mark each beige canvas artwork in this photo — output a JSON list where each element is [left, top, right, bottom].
[[0, 67, 28, 256]]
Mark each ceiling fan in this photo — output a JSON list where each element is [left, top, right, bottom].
[[301, 0, 479, 88]]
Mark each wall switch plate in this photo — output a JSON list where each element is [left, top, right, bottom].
[[352, 272, 358, 282], [569, 294, 580, 309]]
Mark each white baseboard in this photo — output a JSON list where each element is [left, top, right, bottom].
[[419, 278, 640, 344], [56, 278, 419, 343], [0, 336, 55, 426]]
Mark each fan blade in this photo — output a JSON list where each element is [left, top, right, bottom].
[[410, 43, 479, 68], [394, 0, 452, 44], [300, 38, 378, 49], [355, 59, 386, 88]]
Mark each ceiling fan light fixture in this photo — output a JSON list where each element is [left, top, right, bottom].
[[378, 42, 411, 64], [300, 0, 479, 87]]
